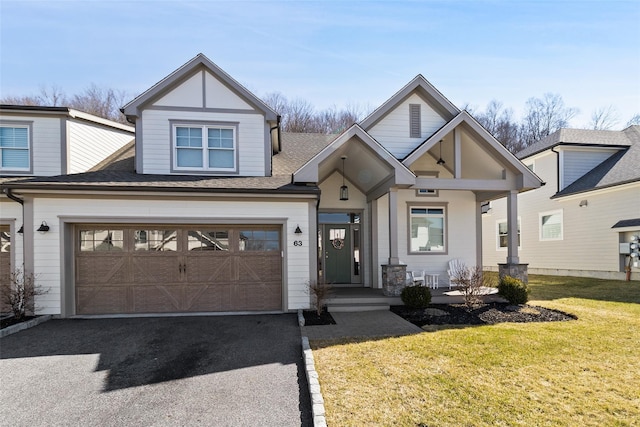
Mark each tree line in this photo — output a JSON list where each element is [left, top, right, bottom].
[[2, 85, 638, 154]]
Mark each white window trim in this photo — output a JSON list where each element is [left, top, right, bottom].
[[171, 123, 238, 173], [496, 217, 522, 251], [539, 209, 563, 241], [0, 123, 32, 173], [407, 203, 448, 255]]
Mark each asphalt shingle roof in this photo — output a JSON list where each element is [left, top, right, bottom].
[[536, 126, 640, 198], [1, 133, 334, 194]]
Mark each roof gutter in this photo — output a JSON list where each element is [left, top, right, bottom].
[[3, 188, 24, 206], [551, 146, 560, 194]]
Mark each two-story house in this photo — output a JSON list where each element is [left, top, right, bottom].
[[2, 54, 541, 317], [0, 106, 133, 295], [482, 127, 640, 280]]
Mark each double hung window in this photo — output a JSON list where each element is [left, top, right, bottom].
[[409, 206, 446, 253], [497, 218, 521, 249], [0, 126, 30, 171], [540, 210, 563, 241], [174, 124, 236, 171]]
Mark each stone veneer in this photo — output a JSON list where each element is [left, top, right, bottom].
[[498, 263, 529, 284], [381, 264, 407, 296]]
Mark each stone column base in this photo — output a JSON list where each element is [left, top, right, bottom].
[[498, 263, 529, 284], [381, 264, 407, 296]]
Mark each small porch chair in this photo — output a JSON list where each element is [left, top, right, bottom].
[[447, 259, 466, 289], [411, 270, 426, 286]]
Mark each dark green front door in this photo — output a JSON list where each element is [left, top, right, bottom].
[[323, 224, 351, 283]]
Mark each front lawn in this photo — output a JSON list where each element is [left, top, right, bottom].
[[311, 275, 640, 426]]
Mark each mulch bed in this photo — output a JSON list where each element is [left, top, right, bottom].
[[0, 315, 35, 330], [391, 303, 576, 327], [303, 309, 336, 326]]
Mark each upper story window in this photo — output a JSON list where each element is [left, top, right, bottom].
[[173, 124, 236, 172], [409, 205, 446, 253], [0, 125, 30, 172], [539, 210, 563, 241]]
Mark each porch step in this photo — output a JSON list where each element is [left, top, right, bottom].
[[327, 302, 391, 312]]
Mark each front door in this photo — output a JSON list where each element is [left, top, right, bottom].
[[323, 224, 352, 283]]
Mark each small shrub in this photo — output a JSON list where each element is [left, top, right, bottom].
[[1, 268, 47, 320], [450, 262, 488, 307], [307, 279, 334, 315], [401, 285, 432, 309], [498, 275, 529, 305]]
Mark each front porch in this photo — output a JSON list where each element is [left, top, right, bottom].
[[326, 286, 505, 312]]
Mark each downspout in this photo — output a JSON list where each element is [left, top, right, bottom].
[[3, 188, 25, 271], [550, 146, 560, 194]]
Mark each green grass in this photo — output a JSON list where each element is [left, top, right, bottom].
[[312, 276, 640, 426]]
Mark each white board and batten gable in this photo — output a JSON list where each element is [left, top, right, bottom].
[[122, 54, 279, 177]]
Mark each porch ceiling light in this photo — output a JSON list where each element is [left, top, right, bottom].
[[37, 221, 50, 233], [436, 140, 445, 165], [340, 156, 349, 201]]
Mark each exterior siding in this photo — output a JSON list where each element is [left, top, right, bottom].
[[561, 149, 616, 190], [31, 197, 313, 315], [204, 72, 252, 109], [153, 71, 204, 108], [67, 119, 133, 173], [482, 150, 640, 278], [375, 189, 478, 286], [0, 201, 24, 273], [141, 109, 266, 175], [0, 115, 62, 176], [368, 93, 446, 159]]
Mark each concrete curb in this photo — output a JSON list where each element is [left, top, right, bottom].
[[299, 309, 327, 427], [0, 315, 53, 338]]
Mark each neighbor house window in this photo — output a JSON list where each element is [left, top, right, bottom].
[[540, 210, 563, 241], [174, 124, 236, 171], [0, 126, 30, 171], [409, 206, 446, 253], [497, 218, 521, 249]]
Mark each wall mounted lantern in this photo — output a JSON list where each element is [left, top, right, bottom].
[[37, 221, 50, 233], [17, 225, 24, 234], [294, 225, 302, 235], [340, 156, 349, 201]]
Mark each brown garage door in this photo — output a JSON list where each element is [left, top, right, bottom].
[[75, 226, 282, 314]]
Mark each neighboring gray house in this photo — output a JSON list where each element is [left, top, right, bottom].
[[482, 126, 640, 280], [2, 54, 541, 317]]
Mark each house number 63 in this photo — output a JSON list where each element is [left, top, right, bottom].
[[293, 240, 303, 246]]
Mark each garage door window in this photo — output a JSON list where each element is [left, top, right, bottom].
[[239, 230, 280, 251], [135, 230, 178, 251], [188, 230, 229, 251], [80, 229, 124, 251]]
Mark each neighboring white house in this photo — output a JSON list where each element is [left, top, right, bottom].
[[1, 53, 541, 317], [482, 127, 640, 280], [0, 106, 134, 296]]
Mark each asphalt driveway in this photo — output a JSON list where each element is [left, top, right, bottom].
[[0, 314, 311, 426]]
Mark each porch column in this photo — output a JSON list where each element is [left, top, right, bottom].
[[506, 190, 519, 264], [388, 188, 399, 264], [499, 190, 529, 284]]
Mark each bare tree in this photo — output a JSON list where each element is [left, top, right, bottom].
[[1, 84, 130, 124], [472, 100, 524, 153], [71, 84, 129, 123], [626, 113, 640, 127], [521, 93, 579, 147], [588, 105, 619, 130]]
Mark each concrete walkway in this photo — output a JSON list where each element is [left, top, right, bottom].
[[302, 310, 422, 341]]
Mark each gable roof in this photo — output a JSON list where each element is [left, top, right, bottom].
[[0, 105, 134, 133], [292, 124, 416, 186], [517, 127, 634, 159], [359, 75, 460, 130], [552, 126, 640, 198], [121, 53, 278, 121], [402, 110, 543, 189]]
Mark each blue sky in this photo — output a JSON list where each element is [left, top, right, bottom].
[[1, 0, 639, 127]]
